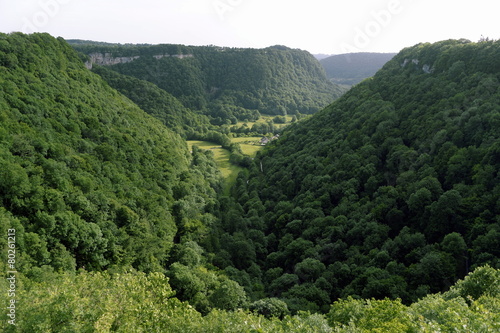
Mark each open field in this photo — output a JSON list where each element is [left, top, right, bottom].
[[231, 136, 264, 157], [187, 136, 267, 194], [187, 140, 243, 194]]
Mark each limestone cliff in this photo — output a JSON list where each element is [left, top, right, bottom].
[[85, 52, 194, 69]]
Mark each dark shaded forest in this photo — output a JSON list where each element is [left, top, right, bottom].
[[210, 39, 500, 312]]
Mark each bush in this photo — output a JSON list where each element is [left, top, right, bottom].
[[250, 298, 290, 319]]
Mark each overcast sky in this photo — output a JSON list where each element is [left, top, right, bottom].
[[0, 0, 498, 54]]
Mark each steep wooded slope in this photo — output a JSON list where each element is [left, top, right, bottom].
[[0, 33, 221, 273], [91, 65, 214, 137], [214, 39, 500, 312]]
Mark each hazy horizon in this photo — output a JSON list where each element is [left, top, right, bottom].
[[0, 0, 498, 55]]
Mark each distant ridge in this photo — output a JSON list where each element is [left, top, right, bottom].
[[313, 53, 334, 60], [320, 52, 396, 85], [71, 41, 347, 119]]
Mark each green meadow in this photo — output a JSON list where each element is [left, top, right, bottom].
[[187, 137, 265, 194], [187, 140, 241, 194], [231, 136, 264, 157], [187, 116, 294, 192]]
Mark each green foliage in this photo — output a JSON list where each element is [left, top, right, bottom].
[[72, 42, 346, 119], [250, 297, 290, 319], [326, 266, 500, 332], [1, 266, 498, 332], [444, 265, 500, 301], [1, 269, 203, 332], [209, 279, 248, 311], [165, 239, 248, 314], [91, 65, 213, 137], [328, 297, 415, 332], [0, 33, 221, 273]]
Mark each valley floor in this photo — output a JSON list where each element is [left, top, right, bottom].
[[187, 136, 264, 194]]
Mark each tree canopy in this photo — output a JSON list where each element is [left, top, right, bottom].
[[0, 32, 221, 273]]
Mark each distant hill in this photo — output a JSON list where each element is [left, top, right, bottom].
[[70, 42, 347, 121], [313, 53, 334, 60], [320, 52, 396, 85]]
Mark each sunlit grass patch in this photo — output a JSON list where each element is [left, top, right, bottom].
[[187, 140, 243, 194], [231, 136, 264, 157]]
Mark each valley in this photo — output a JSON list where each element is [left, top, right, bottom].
[[187, 134, 275, 194], [0, 33, 498, 331]]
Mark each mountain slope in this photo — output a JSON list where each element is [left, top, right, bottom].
[[320, 52, 396, 85], [0, 32, 221, 273], [71, 42, 347, 121], [91, 65, 213, 137], [214, 39, 500, 311]]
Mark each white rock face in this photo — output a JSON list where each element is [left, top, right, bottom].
[[85, 53, 194, 69]]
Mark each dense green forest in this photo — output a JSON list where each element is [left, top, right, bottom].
[[320, 52, 396, 86], [211, 39, 500, 312], [71, 42, 346, 121], [0, 32, 223, 274], [1, 264, 499, 331], [1, 33, 499, 331], [90, 65, 214, 137]]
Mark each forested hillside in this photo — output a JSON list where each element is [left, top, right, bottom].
[[90, 65, 214, 137], [320, 52, 396, 85], [1, 33, 499, 331], [0, 32, 222, 273], [213, 39, 500, 312], [71, 42, 346, 122]]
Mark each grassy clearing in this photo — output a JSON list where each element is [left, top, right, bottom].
[[187, 136, 266, 193], [187, 140, 243, 194], [231, 136, 264, 157]]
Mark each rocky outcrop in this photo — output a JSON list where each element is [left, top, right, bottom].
[[88, 53, 140, 66], [85, 53, 194, 69]]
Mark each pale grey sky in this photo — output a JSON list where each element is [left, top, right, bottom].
[[0, 0, 498, 54]]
